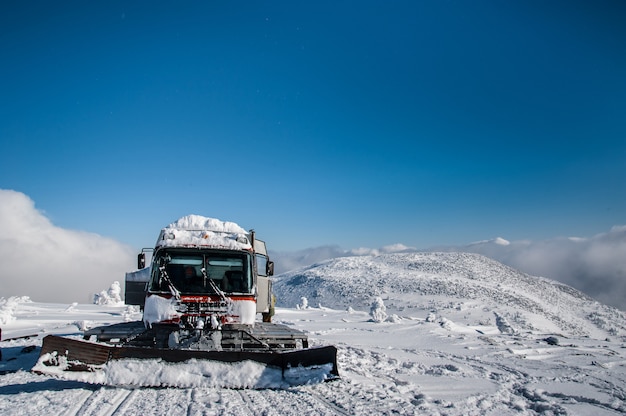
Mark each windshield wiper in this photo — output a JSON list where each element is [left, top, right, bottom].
[[158, 265, 181, 300], [201, 267, 228, 304]]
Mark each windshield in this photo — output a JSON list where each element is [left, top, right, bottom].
[[149, 250, 252, 295]]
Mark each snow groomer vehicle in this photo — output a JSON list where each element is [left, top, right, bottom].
[[36, 215, 338, 382]]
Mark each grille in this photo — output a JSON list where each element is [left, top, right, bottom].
[[184, 301, 229, 314]]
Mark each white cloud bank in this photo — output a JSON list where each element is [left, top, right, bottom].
[[0, 190, 136, 303], [457, 227, 626, 311]]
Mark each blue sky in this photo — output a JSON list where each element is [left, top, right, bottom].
[[1, 1, 625, 252]]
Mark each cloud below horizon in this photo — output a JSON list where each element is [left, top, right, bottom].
[[456, 227, 626, 311], [0, 190, 136, 303]]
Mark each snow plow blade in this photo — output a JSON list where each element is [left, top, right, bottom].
[[35, 335, 339, 381]]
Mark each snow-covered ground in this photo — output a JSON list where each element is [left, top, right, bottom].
[[1, 253, 625, 415]]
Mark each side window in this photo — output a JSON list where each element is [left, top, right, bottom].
[[256, 254, 268, 277]]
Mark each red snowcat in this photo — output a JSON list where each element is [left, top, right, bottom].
[[35, 215, 338, 384]]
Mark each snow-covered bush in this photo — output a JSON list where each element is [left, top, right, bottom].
[[0, 296, 31, 325], [440, 317, 453, 330], [495, 312, 516, 334], [123, 305, 141, 322], [297, 297, 309, 310], [370, 297, 387, 323], [387, 314, 402, 323], [587, 311, 621, 336], [426, 312, 437, 323], [93, 281, 124, 306], [73, 320, 90, 331]]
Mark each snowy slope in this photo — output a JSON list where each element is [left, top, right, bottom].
[[1, 253, 625, 415], [273, 252, 625, 339]]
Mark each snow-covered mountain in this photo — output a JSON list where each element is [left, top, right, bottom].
[[270, 225, 626, 311], [274, 252, 625, 339]]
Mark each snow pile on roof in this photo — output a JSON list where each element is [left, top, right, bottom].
[[273, 252, 626, 338], [166, 215, 248, 233], [155, 215, 252, 250]]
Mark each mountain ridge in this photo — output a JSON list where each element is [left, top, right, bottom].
[[273, 252, 625, 339]]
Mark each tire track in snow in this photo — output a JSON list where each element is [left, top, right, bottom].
[[248, 389, 302, 416], [66, 387, 106, 416], [259, 387, 354, 416], [61, 389, 93, 416], [184, 389, 194, 416], [66, 387, 133, 416], [236, 390, 260, 415], [307, 389, 351, 416], [185, 388, 223, 415], [98, 389, 132, 416], [210, 389, 255, 416], [107, 389, 139, 415]]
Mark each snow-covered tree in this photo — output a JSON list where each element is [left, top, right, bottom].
[[297, 297, 309, 310], [93, 281, 124, 306], [370, 297, 387, 323]]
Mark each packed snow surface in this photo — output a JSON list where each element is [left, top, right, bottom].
[[1, 252, 626, 415]]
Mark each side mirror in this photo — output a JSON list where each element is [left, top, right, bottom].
[[138, 253, 146, 269], [266, 261, 274, 277]]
